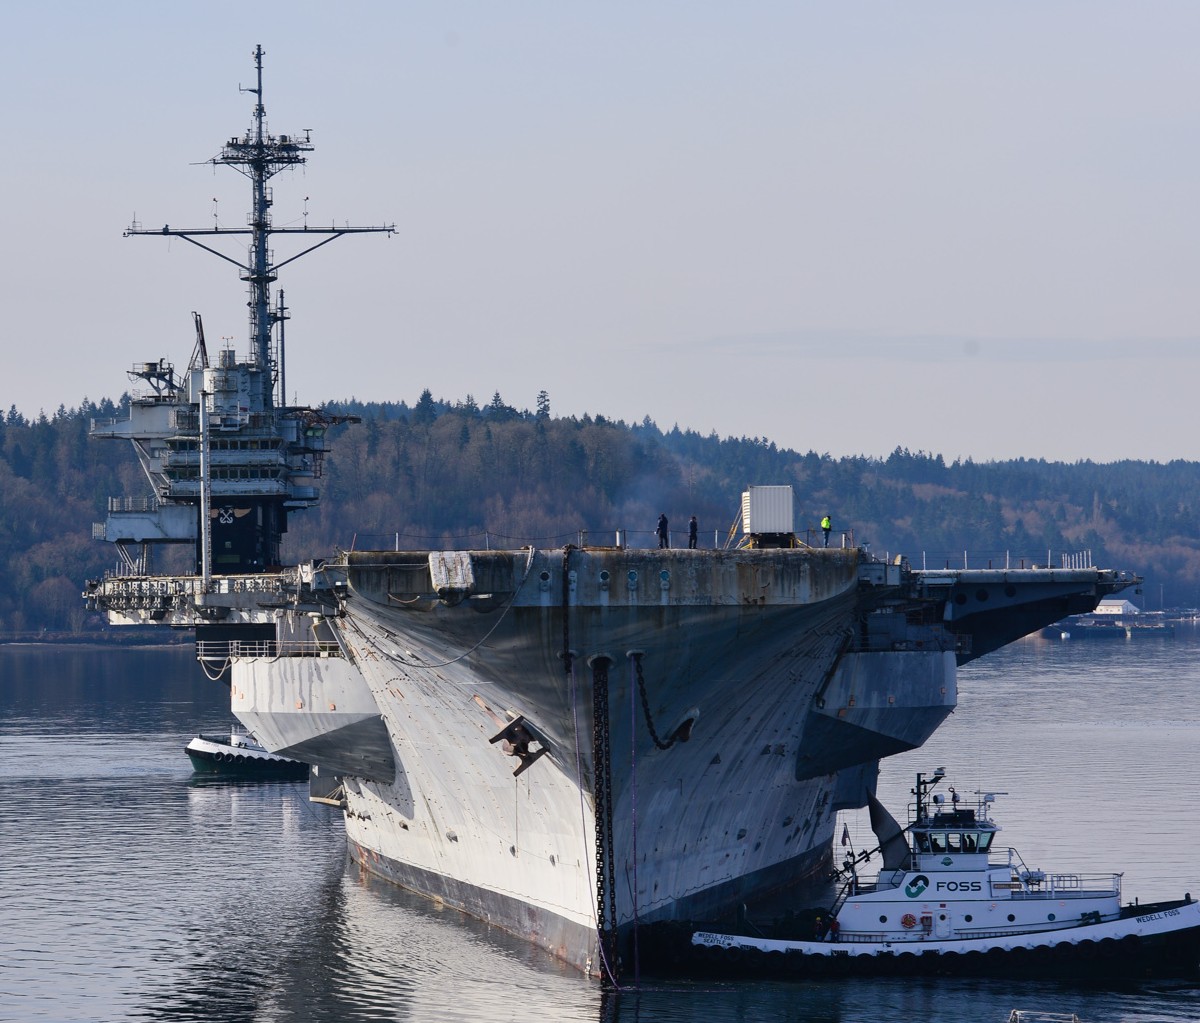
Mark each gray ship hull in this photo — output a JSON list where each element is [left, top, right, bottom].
[[89, 545, 1137, 974], [233, 546, 958, 973]]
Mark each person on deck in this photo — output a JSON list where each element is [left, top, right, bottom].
[[656, 513, 669, 549], [688, 515, 698, 549], [821, 514, 832, 547]]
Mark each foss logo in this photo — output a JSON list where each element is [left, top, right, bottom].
[[937, 880, 983, 893], [904, 874, 930, 899]]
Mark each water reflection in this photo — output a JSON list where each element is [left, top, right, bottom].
[[5, 640, 1200, 1022]]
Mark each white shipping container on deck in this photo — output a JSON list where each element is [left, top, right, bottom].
[[741, 486, 794, 535]]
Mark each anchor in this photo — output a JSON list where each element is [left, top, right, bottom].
[[488, 715, 548, 777]]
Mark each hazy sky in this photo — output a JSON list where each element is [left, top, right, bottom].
[[2, 3, 1196, 463]]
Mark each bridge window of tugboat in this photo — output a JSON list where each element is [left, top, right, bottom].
[[962, 833, 977, 852], [976, 832, 994, 852], [930, 833, 946, 853], [915, 832, 931, 853], [946, 833, 962, 853]]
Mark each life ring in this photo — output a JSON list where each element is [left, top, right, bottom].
[[901, 913, 918, 929]]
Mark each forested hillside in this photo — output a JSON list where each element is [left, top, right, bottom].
[[2, 389, 1197, 637]]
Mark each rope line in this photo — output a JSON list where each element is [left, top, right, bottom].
[[632, 653, 677, 751]]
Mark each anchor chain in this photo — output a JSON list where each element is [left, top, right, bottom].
[[590, 654, 618, 982], [631, 653, 676, 751]]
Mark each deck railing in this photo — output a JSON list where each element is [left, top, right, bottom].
[[1008, 872, 1121, 900], [95, 574, 289, 596], [342, 530, 1099, 570], [196, 639, 343, 660]]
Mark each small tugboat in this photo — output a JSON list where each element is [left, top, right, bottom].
[[1007, 1014, 1082, 1023], [185, 729, 309, 779], [679, 769, 1200, 977]]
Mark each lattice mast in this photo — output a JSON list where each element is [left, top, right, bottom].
[[96, 45, 390, 576], [126, 44, 394, 409]]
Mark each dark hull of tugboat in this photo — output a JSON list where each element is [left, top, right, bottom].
[[185, 735, 309, 780], [640, 898, 1200, 979]]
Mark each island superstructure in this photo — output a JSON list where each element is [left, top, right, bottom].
[[92, 45, 393, 594], [84, 48, 1139, 980]]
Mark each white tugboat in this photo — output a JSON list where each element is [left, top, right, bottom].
[[684, 770, 1200, 977], [185, 728, 308, 779]]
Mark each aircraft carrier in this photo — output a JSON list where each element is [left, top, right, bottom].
[[85, 48, 1138, 980]]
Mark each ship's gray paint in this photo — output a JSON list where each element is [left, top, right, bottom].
[[87, 543, 1137, 972], [230, 545, 961, 970], [236, 654, 395, 781]]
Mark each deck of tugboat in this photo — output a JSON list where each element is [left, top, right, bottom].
[[690, 894, 1200, 948], [847, 858, 1122, 903]]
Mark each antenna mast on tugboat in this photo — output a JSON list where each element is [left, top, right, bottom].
[[125, 44, 395, 410], [913, 766, 946, 821]]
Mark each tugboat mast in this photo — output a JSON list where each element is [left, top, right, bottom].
[[126, 44, 394, 410]]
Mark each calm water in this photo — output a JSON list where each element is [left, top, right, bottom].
[[3, 631, 1200, 1023]]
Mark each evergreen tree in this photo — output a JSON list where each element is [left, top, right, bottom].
[[6, 384, 1200, 635], [412, 388, 438, 425]]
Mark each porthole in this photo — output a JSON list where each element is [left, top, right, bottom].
[[964, 914, 973, 922], [954, 593, 968, 605], [1048, 913, 1056, 921], [975, 588, 989, 602], [879, 915, 888, 924], [1007, 913, 1016, 922]]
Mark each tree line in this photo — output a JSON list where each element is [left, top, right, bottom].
[[1, 388, 1196, 636]]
